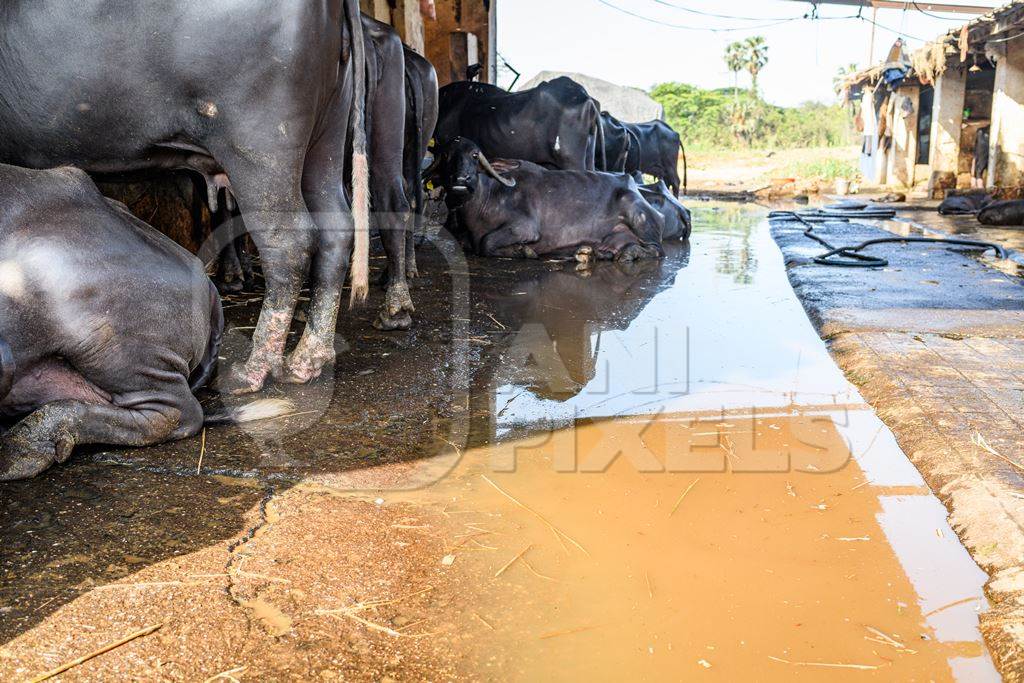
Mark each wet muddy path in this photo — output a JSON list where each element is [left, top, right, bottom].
[[0, 203, 1001, 680]]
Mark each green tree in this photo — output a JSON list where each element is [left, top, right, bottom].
[[649, 82, 854, 151], [742, 36, 769, 94], [724, 41, 746, 100]]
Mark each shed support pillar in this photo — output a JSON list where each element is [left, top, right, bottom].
[[927, 68, 966, 197], [989, 37, 1024, 192], [889, 86, 920, 189]]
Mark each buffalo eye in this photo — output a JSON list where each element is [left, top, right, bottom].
[[471, 152, 479, 160]]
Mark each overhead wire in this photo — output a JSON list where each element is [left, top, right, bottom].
[[593, 0, 930, 41], [593, 0, 802, 32], [644, 0, 800, 22]]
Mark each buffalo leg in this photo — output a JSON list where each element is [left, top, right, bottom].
[[216, 231, 247, 294], [0, 387, 202, 480], [283, 205, 352, 383], [405, 222, 419, 279], [373, 186, 415, 331], [211, 152, 316, 393], [284, 71, 357, 383], [477, 220, 541, 257]]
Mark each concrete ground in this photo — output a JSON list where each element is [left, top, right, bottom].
[[770, 210, 1024, 678]]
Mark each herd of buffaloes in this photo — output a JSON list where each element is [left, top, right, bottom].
[[0, 1, 690, 480]]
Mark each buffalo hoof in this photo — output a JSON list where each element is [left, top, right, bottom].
[[280, 344, 334, 385], [216, 276, 245, 295], [374, 311, 413, 331], [0, 409, 75, 481], [385, 281, 415, 318], [223, 361, 272, 395], [616, 244, 655, 263], [575, 246, 595, 265], [406, 262, 419, 279], [278, 359, 324, 384]]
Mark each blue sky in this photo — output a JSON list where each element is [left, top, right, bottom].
[[496, 0, 988, 106]]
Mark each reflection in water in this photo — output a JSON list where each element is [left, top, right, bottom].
[[475, 244, 689, 406], [0, 202, 1001, 680], [469, 202, 860, 442], [710, 203, 760, 285]]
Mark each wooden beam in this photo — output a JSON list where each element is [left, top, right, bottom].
[[779, 0, 996, 14]]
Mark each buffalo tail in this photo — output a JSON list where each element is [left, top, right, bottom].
[[679, 139, 688, 195], [204, 398, 296, 426], [346, 0, 370, 306]]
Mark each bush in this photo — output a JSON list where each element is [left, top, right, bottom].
[[650, 82, 854, 151], [786, 157, 860, 180]]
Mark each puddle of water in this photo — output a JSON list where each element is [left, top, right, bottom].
[[888, 212, 1024, 276], [399, 412, 991, 680], [476, 204, 859, 441], [386, 203, 998, 680]]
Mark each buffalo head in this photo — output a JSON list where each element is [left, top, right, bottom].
[[425, 138, 516, 207]]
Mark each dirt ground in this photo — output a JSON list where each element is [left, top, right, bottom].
[[686, 145, 860, 195]]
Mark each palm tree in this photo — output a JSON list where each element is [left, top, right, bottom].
[[724, 41, 746, 101], [743, 36, 769, 95], [833, 63, 859, 96]]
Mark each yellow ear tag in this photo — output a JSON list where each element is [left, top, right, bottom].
[[426, 180, 435, 191]]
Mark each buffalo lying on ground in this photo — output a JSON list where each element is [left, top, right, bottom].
[[435, 78, 605, 171], [0, 0, 370, 393], [430, 138, 664, 261], [978, 199, 1024, 226], [938, 192, 994, 216], [639, 181, 692, 240], [0, 166, 214, 479]]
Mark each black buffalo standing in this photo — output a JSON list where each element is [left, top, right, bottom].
[[435, 77, 605, 171], [430, 139, 664, 261], [403, 46, 440, 276], [0, 0, 370, 393], [602, 114, 687, 196], [599, 112, 633, 174], [359, 16, 417, 330]]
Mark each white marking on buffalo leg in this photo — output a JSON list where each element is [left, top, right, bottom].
[[554, 135, 561, 151]]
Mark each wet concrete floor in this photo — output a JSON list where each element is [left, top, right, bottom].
[[0, 203, 1003, 680]]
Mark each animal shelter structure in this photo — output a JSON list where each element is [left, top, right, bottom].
[[841, 1, 1024, 196]]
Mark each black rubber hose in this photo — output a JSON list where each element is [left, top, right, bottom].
[[769, 210, 1008, 268]]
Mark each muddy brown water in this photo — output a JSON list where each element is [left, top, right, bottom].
[[0, 203, 1000, 680]]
